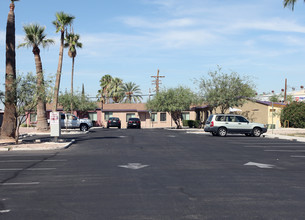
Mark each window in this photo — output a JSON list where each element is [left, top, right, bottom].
[[160, 113, 167, 122], [104, 112, 113, 120], [151, 113, 157, 122], [126, 113, 135, 122], [88, 112, 97, 121], [182, 112, 190, 120], [236, 116, 248, 123], [30, 114, 37, 123]]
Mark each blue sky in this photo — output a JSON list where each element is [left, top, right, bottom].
[[1, 0, 305, 102]]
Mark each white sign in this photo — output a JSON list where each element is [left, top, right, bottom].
[[50, 112, 60, 124], [244, 162, 274, 169], [118, 163, 149, 170], [50, 112, 61, 137]]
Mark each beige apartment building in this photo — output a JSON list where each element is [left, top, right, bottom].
[[101, 103, 197, 129]]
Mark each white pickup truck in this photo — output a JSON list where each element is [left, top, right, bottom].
[[48, 113, 93, 131]]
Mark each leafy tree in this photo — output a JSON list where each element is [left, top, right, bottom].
[[64, 32, 82, 113], [98, 74, 113, 104], [58, 90, 97, 114], [1, 73, 37, 144], [147, 86, 198, 128], [283, 0, 304, 10], [122, 82, 142, 103], [52, 12, 75, 112], [197, 66, 256, 113], [109, 77, 124, 103], [18, 24, 54, 131], [281, 102, 305, 128], [1, 0, 19, 139]]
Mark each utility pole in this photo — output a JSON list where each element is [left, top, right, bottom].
[[284, 79, 287, 104], [151, 69, 165, 93]]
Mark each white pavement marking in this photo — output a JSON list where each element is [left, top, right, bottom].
[[265, 150, 305, 152], [118, 163, 149, 170], [291, 155, 305, 158], [0, 210, 11, 213], [244, 162, 275, 169], [245, 145, 305, 148], [0, 168, 56, 171], [0, 160, 66, 163], [0, 182, 40, 186]]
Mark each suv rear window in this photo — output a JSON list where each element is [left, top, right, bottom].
[[206, 115, 214, 124]]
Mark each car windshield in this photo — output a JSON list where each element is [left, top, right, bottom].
[[129, 118, 139, 121]]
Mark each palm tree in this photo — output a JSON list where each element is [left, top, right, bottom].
[[98, 75, 113, 104], [122, 82, 143, 103], [1, 0, 19, 139], [52, 12, 75, 112], [283, 0, 304, 10], [109, 77, 124, 103], [18, 24, 54, 131], [64, 32, 82, 114]]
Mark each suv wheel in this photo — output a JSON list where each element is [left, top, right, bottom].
[[217, 127, 227, 137], [252, 128, 261, 137], [80, 124, 89, 132]]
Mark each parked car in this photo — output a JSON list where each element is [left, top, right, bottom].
[[127, 118, 141, 129], [204, 114, 267, 137], [107, 117, 121, 129], [48, 113, 93, 131]]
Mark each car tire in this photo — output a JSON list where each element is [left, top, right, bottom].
[[245, 133, 251, 136], [217, 127, 227, 137], [212, 132, 217, 136], [118, 126, 121, 129], [252, 128, 262, 137], [80, 124, 89, 132]]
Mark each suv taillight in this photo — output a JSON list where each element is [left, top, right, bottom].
[[210, 121, 214, 127]]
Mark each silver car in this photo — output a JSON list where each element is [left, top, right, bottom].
[[204, 114, 267, 137]]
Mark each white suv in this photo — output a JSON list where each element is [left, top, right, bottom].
[[204, 114, 267, 137]]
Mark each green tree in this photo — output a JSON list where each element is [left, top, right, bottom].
[[197, 66, 256, 113], [64, 32, 82, 114], [98, 74, 113, 104], [18, 24, 55, 131], [1, 0, 19, 139], [122, 82, 142, 103], [283, 0, 304, 10], [109, 77, 124, 103], [52, 12, 75, 112], [147, 86, 197, 128], [281, 102, 305, 128], [1, 73, 37, 143], [58, 90, 97, 113]]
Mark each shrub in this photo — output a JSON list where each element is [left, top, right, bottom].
[[280, 102, 305, 128]]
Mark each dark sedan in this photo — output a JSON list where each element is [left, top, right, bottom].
[[127, 118, 141, 129], [107, 117, 121, 129]]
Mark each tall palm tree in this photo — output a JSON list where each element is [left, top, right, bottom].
[[122, 82, 143, 103], [18, 24, 54, 131], [64, 32, 82, 114], [284, 0, 305, 11], [52, 12, 75, 112], [1, 0, 19, 139], [109, 77, 124, 103], [283, 0, 304, 10], [98, 75, 113, 104]]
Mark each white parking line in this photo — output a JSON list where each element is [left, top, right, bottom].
[[0, 160, 66, 163], [0, 182, 40, 186], [246, 145, 305, 148], [0, 168, 56, 171], [291, 155, 305, 158], [265, 150, 305, 152], [0, 209, 11, 213]]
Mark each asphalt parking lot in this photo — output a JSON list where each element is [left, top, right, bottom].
[[1, 128, 305, 219]]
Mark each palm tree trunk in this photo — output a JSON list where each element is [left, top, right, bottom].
[[1, 3, 17, 139], [70, 56, 75, 114], [52, 30, 65, 112], [34, 47, 48, 131]]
